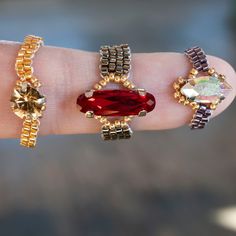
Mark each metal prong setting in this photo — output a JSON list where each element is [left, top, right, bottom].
[[138, 110, 147, 117], [85, 111, 94, 118], [137, 88, 146, 96], [85, 90, 94, 98]]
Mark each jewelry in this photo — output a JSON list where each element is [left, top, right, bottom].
[[77, 44, 156, 140], [10, 35, 46, 148], [173, 46, 232, 129]]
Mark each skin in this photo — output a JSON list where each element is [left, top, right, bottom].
[[0, 41, 235, 138]]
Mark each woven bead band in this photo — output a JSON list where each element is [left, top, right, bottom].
[[100, 44, 131, 77], [185, 46, 209, 72], [190, 104, 212, 129], [16, 35, 43, 82], [20, 118, 40, 148], [101, 122, 133, 140]]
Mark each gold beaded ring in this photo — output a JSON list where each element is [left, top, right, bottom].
[[77, 44, 156, 140], [10, 35, 46, 148]]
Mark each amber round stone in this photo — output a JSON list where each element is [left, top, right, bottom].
[[77, 89, 156, 116], [11, 82, 46, 119]]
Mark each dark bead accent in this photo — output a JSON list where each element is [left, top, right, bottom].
[[190, 104, 212, 129], [185, 46, 209, 72]]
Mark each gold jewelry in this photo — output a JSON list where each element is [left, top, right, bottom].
[[11, 35, 46, 148], [77, 44, 156, 140]]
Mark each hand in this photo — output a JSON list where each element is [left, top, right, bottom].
[[1, 41, 235, 138]]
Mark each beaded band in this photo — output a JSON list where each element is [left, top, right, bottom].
[[190, 104, 212, 129], [16, 35, 43, 81], [173, 46, 232, 130], [11, 35, 46, 148], [20, 118, 40, 148], [101, 121, 132, 140], [100, 44, 131, 77], [185, 46, 209, 72], [77, 44, 156, 140]]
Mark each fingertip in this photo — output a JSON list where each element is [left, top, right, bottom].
[[208, 55, 236, 117]]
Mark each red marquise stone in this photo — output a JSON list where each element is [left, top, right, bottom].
[[77, 89, 156, 116]]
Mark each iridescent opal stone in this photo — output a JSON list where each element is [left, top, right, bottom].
[[180, 76, 232, 104]]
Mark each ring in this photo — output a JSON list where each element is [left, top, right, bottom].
[[10, 35, 46, 147], [77, 44, 156, 140], [173, 46, 232, 129]]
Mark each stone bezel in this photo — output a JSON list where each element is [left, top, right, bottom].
[[173, 68, 232, 110]]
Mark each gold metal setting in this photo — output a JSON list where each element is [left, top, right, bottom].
[[10, 35, 46, 148]]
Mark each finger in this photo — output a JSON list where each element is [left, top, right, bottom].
[[0, 41, 235, 138]]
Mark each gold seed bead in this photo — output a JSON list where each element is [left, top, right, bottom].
[[178, 77, 185, 84], [210, 104, 217, 110], [94, 115, 101, 120], [120, 121, 127, 127], [120, 75, 128, 83], [109, 73, 115, 81], [128, 84, 136, 89], [179, 96, 185, 102], [208, 68, 215, 75], [190, 102, 197, 107], [34, 81, 41, 88], [219, 74, 226, 81], [114, 76, 121, 83], [99, 79, 107, 87], [173, 82, 180, 90], [123, 116, 131, 122], [104, 75, 110, 82], [100, 117, 108, 124], [190, 68, 198, 76], [30, 76, 37, 83], [110, 124, 115, 130], [114, 120, 121, 126], [123, 81, 131, 87], [94, 83, 102, 90], [193, 104, 200, 110], [41, 105, 46, 111], [183, 100, 190, 105], [16, 80, 22, 86], [188, 74, 196, 80], [174, 91, 181, 98]]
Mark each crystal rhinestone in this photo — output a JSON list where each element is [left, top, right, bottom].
[[11, 82, 46, 119], [180, 76, 232, 104], [77, 89, 156, 116]]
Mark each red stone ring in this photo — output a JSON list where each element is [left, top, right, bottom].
[[173, 46, 232, 129], [77, 44, 156, 140]]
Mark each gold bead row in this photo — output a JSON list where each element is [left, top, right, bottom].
[[93, 73, 136, 90], [94, 115, 133, 126]]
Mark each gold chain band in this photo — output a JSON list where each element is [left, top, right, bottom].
[[11, 35, 46, 148]]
